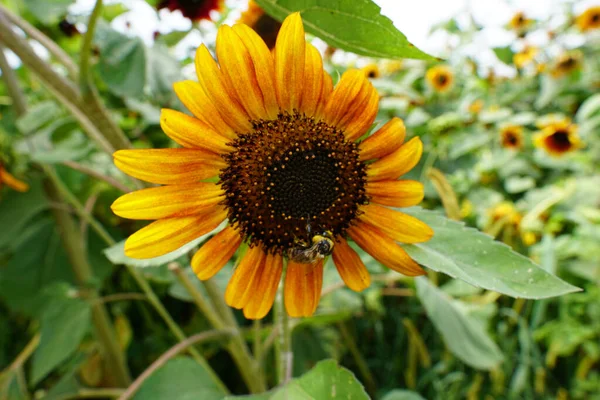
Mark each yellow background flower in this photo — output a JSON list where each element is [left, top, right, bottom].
[[426, 65, 454, 93], [534, 119, 583, 156], [576, 6, 600, 31]]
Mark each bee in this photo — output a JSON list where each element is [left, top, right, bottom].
[[287, 219, 335, 264]]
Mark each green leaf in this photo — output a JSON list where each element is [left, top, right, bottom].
[[492, 46, 514, 65], [535, 75, 561, 109], [254, 0, 435, 60], [104, 222, 225, 268], [415, 277, 504, 370], [146, 46, 182, 105], [381, 390, 426, 400], [23, 0, 73, 25], [31, 284, 91, 385], [132, 357, 227, 400], [402, 208, 580, 299], [226, 359, 368, 399], [16, 101, 62, 134], [94, 22, 146, 98], [575, 93, 600, 123]]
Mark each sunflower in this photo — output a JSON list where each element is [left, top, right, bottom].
[[111, 13, 433, 320], [508, 11, 532, 33], [500, 125, 524, 150], [468, 99, 484, 114], [238, 0, 281, 49], [576, 6, 600, 31], [550, 51, 582, 78], [513, 46, 538, 69], [534, 119, 583, 156], [0, 162, 29, 193], [157, 0, 223, 22], [426, 65, 453, 93], [361, 64, 380, 79]]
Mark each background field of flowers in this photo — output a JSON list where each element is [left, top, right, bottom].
[[0, 0, 599, 399]]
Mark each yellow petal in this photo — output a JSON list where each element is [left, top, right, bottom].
[[359, 204, 433, 244], [359, 118, 406, 161], [225, 246, 267, 309], [217, 25, 268, 121], [332, 238, 370, 292], [232, 24, 279, 120], [299, 43, 324, 117], [192, 226, 242, 280], [195, 44, 252, 133], [160, 109, 232, 153], [274, 12, 305, 113], [342, 80, 379, 141], [124, 208, 226, 259], [367, 137, 423, 181], [111, 183, 224, 220], [0, 168, 29, 192], [173, 81, 236, 140], [243, 253, 283, 319], [113, 149, 225, 185], [348, 223, 425, 276], [366, 180, 424, 208], [284, 259, 323, 317], [314, 71, 333, 121]]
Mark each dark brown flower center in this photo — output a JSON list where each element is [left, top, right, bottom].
[[591, 13, 599, 23], [219, 112, 369, 254], [549, 130, 571, 151], [437, 74, 448, 85]]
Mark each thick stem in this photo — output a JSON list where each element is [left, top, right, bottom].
[[44, 177, 132, 387], [202, 279, 266, 393], [0, 44, 27, 116], [0, 4, 78, 79], [275, 268, 292, 385]]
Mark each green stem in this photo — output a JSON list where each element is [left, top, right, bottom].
[[0, 3, 78, 79], [44, 177, 132, 387], [42, 167, 229, 394], [337, 321, 377, 397], [0, 43, 27, 116], [202, 279, 266, 393], [275, 271, 292, 385]]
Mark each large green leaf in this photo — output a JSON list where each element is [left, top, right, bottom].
[[402, 208, 580, 299], [226, 359, 368, 399], [255, 0, 435, 60], [30, 284, 91, 385], [132, 357, 227, 400], [415, 277, 504, 370], [381, 390, 426, 400], [23, 0, 73, 25], [94, 22, 146, 98]]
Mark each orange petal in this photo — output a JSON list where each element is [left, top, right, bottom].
[[113, 149, 225, 185], [173, 81, 236, 140], [359, 204, 433, 244], [367, 137, 423, 181], [111, 183, 224, 220], [332, 238, 370, 292], [323, 69, 379, 140], [160, 109, 232, 153], [243, 253, 283, 319], [348, 223, 425, 276], [274, 12, 305, 113], [299, 43, 324, 117], [0, 168, 29, 192], [359, 118, 406, 161], [217, 25, 268, 121], [232, 24, 279, 120], [195, 45, 252, 133], [314, 71, 333, 121], [124, 208, 227, 259], [366, 180, 424, 208], [284, 259, 323, 317], [192, 226, 242, 280], [225, 246, 267, 309]]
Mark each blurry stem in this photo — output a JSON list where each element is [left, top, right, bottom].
[[42, 165, 229, 394], [337, 321, 376, 397], [1, 333, 40, 374], [427, 167, 461, 221], [118, 329, 236, 400], [61, 389, 124, 399], [62, 160, 131, 193], [253, 320, 263, 374], [79, 0, 102, 94], [44, 177, 132, 387], [0, 44, 27, 116], [275, 272, 292, 385], [202, 279, 266, 393], [0, 4, 78, 79]]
